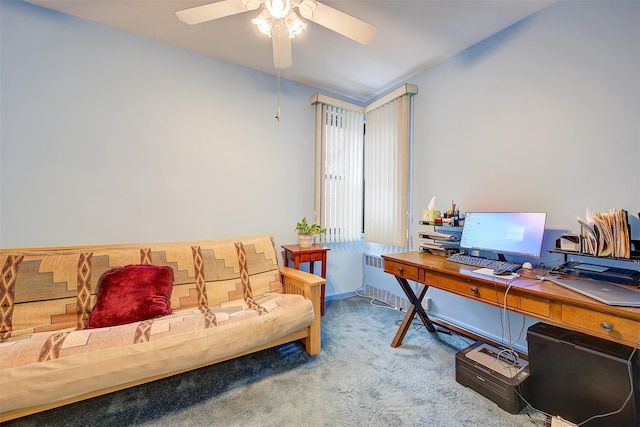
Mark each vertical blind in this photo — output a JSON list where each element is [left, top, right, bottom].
[[364, 95, 410, 247], [315, 103, 365, 243], [311, 86, 415, 247]]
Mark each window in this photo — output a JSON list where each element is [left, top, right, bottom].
[[364, 94, 411, 247], [313, 103, 364, 243], [311, 85, 416, 247]]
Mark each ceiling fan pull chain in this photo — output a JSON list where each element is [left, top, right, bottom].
[[275, 39, 282, 121]]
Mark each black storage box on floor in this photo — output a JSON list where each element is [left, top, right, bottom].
[[455, 341, 530, 414], [527, 322, 640, 427]]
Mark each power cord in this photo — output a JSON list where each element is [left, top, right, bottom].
[[490, 276, 545, 424], [356, 289, 403, 311]]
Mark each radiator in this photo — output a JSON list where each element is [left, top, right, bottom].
[[363, 254, 411, 311]]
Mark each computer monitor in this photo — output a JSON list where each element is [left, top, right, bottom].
[[460, 212, 547, 260]]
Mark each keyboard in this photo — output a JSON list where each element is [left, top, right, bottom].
[[446, 253, 522, 273]]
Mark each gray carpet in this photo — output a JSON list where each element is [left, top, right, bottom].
[[4, 296, 546, 427]]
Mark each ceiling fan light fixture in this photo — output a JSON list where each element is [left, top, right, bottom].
[[265, 0, 291, 19], [178, 0, 376, 71], [242, 0, 261, 11], [285, 12, 305, 39], [297, 0, 316, 19], [252, 9, 274, 36]]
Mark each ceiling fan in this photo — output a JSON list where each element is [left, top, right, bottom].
[[176, 0, 377, 69]]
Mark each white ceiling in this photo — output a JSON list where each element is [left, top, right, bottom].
[[25, 0, 555, 103]]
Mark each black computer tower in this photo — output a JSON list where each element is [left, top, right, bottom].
[[527, 322, 639, 426]]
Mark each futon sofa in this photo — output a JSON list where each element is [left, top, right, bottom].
[[0, 234, 323, 421]]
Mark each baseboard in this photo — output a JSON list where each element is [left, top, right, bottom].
[[325, 290, 357, 302]]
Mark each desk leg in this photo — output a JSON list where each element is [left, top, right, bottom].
[[391, 277, 436, 348]]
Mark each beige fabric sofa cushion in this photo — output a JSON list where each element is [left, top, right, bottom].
[[0, 292, 313, 413]]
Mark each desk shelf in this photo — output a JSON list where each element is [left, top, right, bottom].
[[418, 221, 462, 228], [418, 221, 461, 255], [550, 248, 640, 264]]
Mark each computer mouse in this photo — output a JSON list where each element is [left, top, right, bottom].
[[522, 262, 533, 269], [493, 268, 512, 276]]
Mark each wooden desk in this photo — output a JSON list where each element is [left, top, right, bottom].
[[282, 244, 330, 316], [382, 251, 640, 348]]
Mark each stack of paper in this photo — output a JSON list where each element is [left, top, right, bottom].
[[577, 208, 630, 258], [419, 242, 451, 255], [418, 231, 459, 241], [418, 230, 460, 256]]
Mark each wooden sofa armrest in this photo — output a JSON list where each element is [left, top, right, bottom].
[[279, 266, 324, 355]]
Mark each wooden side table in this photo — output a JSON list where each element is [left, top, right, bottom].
[[281, 244, 330, 316]]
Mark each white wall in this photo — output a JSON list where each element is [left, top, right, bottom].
[[2, 0, 639, 309], [0, 0, 367, 298], [413, 0, 639, 245], [362, 0, 639, 352], [407, 0, 639, 351], [1, 1, 320, 250]]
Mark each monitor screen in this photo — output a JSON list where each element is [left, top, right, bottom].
[[460, 212, 547, 259]]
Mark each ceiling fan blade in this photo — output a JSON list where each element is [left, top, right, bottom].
[[272, 25, 292, 68], [176, 0, 249, 25], [307, 1, 376, 45]]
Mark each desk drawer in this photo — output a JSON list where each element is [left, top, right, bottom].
[[519, 296, 551, 318], [427, 272, 499, 303], [562, 305, 639, 344], [384, 261, 420, 281], [299, 252, 323, 263]]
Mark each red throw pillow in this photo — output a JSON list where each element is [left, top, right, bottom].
[[86, 265, 174, 329]]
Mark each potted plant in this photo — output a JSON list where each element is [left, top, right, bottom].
[[295, 217, 326, 248]]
